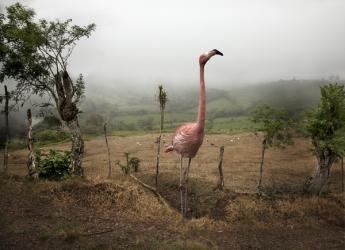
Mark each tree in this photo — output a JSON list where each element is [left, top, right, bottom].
[[155, 85, 167, 187], [0, 3, 95, 176], [251, 104, 293, 191], [304, 84, 345, 194]]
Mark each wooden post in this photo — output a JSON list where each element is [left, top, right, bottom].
[[103, 123, 112, 178], [155, 134, 161, 188], [26, 109, 38, 179], [3, 85, 9, 174], [155, 85, 167, 188], [341, 157, 344, 192], [258, 139, 267, 191], [217, 146, 225, 190]]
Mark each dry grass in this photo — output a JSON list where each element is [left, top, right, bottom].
[[225, 195, 345, 226], [0, 173, 344, 249], [1, 133, 345, 249], [4, 133, 341, 192]]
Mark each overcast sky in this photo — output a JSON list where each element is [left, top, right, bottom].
[[2, 0, 345, 87]]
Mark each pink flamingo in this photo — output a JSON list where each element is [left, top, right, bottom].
[[165, 49, 223, 220]]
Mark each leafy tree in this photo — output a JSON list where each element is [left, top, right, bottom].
[[304, 84, 345, 194], [251, 104, 293, 191], [0, 3, 95, 176]]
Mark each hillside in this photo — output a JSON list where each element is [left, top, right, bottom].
[[1, 78, 343, 142]]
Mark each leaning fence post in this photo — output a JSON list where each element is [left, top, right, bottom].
[[217, 146, 225, 190], [26, 109, 38, 179], [341, 157, 344, 193], [104, 123, 112, 178], [3, 85, 10, 174]]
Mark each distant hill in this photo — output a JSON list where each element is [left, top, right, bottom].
[[81, 79, 339, 116], [1, 78, 343, 140]]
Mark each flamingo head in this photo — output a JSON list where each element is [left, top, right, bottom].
[[199, 49, 223, 66]]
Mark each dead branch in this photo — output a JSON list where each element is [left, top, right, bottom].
[[129, 174, 171, 208]]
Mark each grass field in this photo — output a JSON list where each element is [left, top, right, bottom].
[[1, 132, 344, 249]]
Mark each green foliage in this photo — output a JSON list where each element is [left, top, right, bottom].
[[35, 149, 71, 180], [305, 83, 345, 157], [0, 3, 95, 105], [117, 152, 140, 175], [251, 104, 293, 148], [157, 85, 168, 112], [137, 117, 154, 130], [129, 157, 140, 172], [35, 129, 69, 145]]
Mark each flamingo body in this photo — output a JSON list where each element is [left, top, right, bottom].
[[168, 123, 204, 158]]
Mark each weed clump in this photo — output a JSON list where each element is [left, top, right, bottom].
[[117, 152, 141, 174]]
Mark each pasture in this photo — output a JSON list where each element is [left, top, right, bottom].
[[1, 133, 344, 249]]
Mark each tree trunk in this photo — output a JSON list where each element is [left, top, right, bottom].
[[66, 117, 84, 177], [26, 109, 38, 179], [3, 85, 9, 174], [55, 71, 84, 177], [307, 155, 335, 195], [217, 146, 225, 190], [258, 139, 266, 191], [103, 123, 112, 178]]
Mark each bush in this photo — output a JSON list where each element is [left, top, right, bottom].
[[129, 157, 140, 172], [35, 130, 69, 145], [36, 149, 71, 180], [117, 153, 140, 174]]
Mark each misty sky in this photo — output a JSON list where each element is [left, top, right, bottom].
[[2, 0, 345, 87]]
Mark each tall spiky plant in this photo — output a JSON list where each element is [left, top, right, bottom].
[[155, 85, 167, 187]]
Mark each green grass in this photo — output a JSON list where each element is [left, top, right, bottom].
[[6, 116, 257, 150], [110, 130, 148, 137], [210, 116, 258, 134]]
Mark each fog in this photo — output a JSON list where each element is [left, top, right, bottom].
[[2, 0, 345, 87]]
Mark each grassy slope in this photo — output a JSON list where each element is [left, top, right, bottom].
[[1, 132, 345, 249], [0, 175, 344, 250]]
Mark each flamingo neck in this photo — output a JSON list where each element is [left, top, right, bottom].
[[197, 64, 206, 128]]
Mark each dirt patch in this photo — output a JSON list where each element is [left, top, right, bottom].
[[137, 172, 242, 220]]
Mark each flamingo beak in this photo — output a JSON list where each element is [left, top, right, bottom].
[[213, 49, 223, 56]]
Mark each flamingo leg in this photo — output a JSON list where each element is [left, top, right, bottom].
[[179, 155, 185, 220], [184, 158, 192, 219]]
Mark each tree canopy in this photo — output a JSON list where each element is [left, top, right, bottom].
[[251, 104, 293, 148], [0, 3, 95, 107], [305, 83, 345, 157]]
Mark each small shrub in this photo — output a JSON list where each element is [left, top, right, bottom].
[[117, 153, 140, 174], [129, 157, 140, 172], [117, 160, 130, 175], [36, 149, 71, 180]]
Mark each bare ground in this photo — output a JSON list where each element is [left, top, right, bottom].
[[0, 133, 344, 249]]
